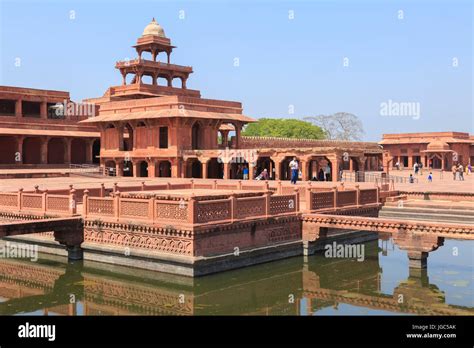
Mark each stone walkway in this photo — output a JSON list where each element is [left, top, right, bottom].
[[384, 170, 474, 193], [0, 171, 471, 193]]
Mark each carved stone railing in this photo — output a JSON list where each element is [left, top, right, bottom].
[[83, 190, 298, 226], [306, 186, 379, 212], [0, 188, 77, 216]]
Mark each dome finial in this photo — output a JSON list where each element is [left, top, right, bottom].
[[142, 18, 166, 38]]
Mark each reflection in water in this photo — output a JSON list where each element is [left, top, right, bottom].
[[0, 238, 472, 316]]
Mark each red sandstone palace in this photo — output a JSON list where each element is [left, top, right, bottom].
[[381, 132, 474, 171], [0, 19, 472, 178]]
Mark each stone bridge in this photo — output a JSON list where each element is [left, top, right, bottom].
[[302, 213, 474, 268], [0, 216, 84, 260]]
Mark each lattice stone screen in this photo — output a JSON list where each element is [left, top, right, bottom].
[[88, 198, 114, 216], [196, 200, 231, 223], [337, 190, 357, 207], [311, 191, 335, 210], [270, 194, 297, 215], [235, 196, 266, 219], [359, 189, 377, 205], [46, 196, 69, 212], [155, 201, 188, 221], [120, 200, 149, 219], [21, 194, 42, 210], [0, 193, 18, 207]]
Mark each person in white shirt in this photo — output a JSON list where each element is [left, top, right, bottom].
[[289, 157, 299, 184]]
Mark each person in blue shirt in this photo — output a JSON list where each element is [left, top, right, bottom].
[[243, 166, 249, 180]]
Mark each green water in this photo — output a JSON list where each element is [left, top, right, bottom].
[[0, 238, 472, 316]]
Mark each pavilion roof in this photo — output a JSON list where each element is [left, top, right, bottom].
[[81, 109, 256, 124]]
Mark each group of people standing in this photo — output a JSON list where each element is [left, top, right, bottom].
[[413, 162, 423, 175], [452, 163, 471, 181]]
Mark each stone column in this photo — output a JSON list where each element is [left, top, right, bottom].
[[223, 161, 230, 179], [222, 130, 229, 148], [248, 160, 255, 180], [64, 138, 72, 164], [115, 161, 123, 177], [171, 159, 180, 178], [234, 124, 241, 149], [200, 159, 209, 179], [328, 156, 339, 182], [117, 125, 124, 151], [300, 160, 307, 181], [40, 100, 48, 119], [407, 251, 428, 269], [357, 156, 366, 175], [147, 160, 156, 178], [85, 139, 93, 164], [121, 71, 127, 85], [132, 161, 139, 178], [40, 137, 48, 164], [16, 136, 24, 164], [273, 159, 281, 180], [408, 155, 413, 169], [15, 98, 22, 118]]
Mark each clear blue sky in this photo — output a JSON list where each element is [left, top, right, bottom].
[[0, 0, 472, 140]]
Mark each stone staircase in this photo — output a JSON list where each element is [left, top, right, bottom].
[[379, 199, 474, 225]]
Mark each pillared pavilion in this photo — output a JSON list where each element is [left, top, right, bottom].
[[82, 19, 382, 181]]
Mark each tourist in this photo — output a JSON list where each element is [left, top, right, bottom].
[[419, 162, 423, 175], [325, 165, 331, 181], [289, 157, 299, 184], [395, 161, 400, 170], [242, 166, 249, 180], [261, 168, 269, 180], [428, 172, 433, 182], [468, 163, 472, 175], [458, 164, 464, 181], [409, 174, 414, 183], [318, 168, 325, 181], [413, 162, 418, 175], [452, 164, 457, 180]]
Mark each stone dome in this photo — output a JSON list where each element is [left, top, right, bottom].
[[426, 140, 450, 151], [142, 18, 166, 38]]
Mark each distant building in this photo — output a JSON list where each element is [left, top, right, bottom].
[[0, 86, 99, 166], [380, 132, 474, 171]]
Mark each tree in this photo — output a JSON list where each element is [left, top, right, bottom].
[[304, 112, 364, 141], [242, 118, 326, 139]]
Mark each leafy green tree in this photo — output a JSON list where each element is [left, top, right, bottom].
[[242, 118, 326, 139]]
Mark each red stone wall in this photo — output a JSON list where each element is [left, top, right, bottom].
[[194, 217, 301, 257], [240, 136, 380, 151]]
